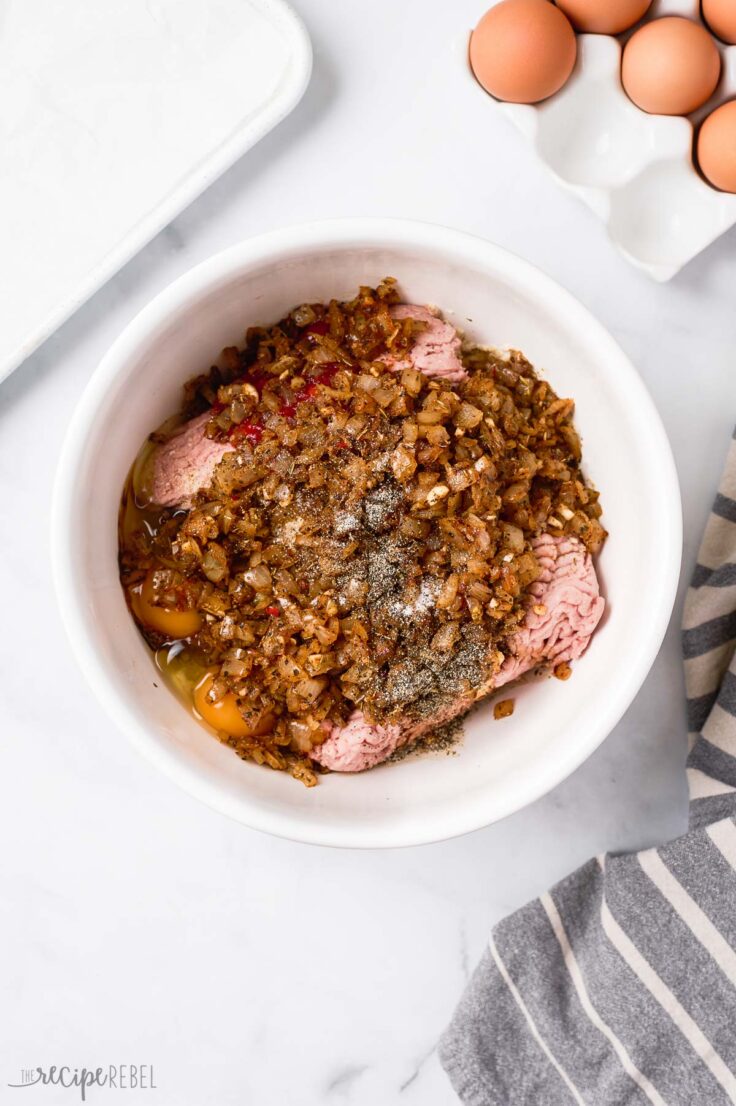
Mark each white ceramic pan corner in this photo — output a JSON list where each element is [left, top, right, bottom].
[[0, 0, 312, 382]]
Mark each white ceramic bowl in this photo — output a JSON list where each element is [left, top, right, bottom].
[[52, 219, 682, 848]]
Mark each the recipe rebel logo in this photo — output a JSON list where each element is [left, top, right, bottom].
[[7, 1065, 157, 1100]]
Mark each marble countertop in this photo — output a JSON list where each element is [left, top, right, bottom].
[[2, 1, 736, 1102]]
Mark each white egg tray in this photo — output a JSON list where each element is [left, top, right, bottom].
[[473, 0, 736, 280]]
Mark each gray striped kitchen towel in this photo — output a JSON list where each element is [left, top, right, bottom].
[[440, 431, 736, 1106]]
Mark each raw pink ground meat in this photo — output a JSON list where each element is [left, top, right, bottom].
[[312, 695, 474, 775], [151, 412, 234, 508], [312, 534, 604, 773], [495, 533, 605, 688], [383, 305, 466, 383], [312, 714, 405, 775]]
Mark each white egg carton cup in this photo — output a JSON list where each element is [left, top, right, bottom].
[[477, 0, 736, 279]]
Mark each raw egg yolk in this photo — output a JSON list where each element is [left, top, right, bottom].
[[131, 570, 202, 639], [193, 672, 273, 739]]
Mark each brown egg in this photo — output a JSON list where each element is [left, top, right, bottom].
[[470, 0, 577, 104], [621, 17, 721, 115], [703, 0, 736, 44], [697, 100, 736, 191], [555, 0, 652, 35]]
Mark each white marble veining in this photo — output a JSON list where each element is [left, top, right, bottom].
[[1, 0, 736, 1102]]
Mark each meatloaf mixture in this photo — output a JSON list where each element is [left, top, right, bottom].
[[119, 279, 606, 786]]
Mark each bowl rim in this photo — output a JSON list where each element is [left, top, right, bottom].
[[51, 217, 683, 848]]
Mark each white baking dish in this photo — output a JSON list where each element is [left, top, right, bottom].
[[0, 0, 311, 381]]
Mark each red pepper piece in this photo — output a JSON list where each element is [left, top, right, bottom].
[[228, 421, 263, 445]]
